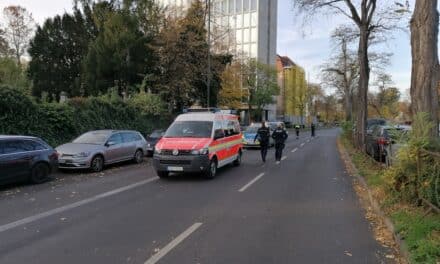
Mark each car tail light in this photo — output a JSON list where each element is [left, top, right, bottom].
[[50, 151, 59, 160], [377, 137, 389, 145]]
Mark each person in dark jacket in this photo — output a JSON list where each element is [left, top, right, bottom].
[[294, 124, 300, 139], [311, 123, 316, 137], [272, 123, 288, 163], [254, 122, 270, 162]]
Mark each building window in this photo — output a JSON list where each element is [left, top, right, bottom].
[[251, 12, 257, 26], [250, 43, 257, 58], [222, 0, 227, 13], [251, 27, 257, 42], [243, 0, 249, 12], [250, 0, 257, 11], [229, 0, 234, 13], [236, 29, 243, 43], [229, 16, 235, 28], [243, 13, 250, 27], [236, 0, 242, 13], [236, 14, 242, 28], [243, 28, 250, 43]]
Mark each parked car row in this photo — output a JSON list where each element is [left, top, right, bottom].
[[365, 121, 411, 166], [0, 129, 166, 186]]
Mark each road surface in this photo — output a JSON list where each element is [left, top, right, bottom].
[[0, 129, 391, 264]]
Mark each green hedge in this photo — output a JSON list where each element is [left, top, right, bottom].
[[0, 85, 172, 146]]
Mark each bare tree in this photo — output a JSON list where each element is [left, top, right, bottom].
[[3, 6, 35, 65], [292, 0, 407, 149], [410, 0, 439, 137], [0, 27, 10, 57], [321, 26, 359, 122]]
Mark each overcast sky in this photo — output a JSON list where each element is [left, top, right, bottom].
[[1, 0, 439, 99]]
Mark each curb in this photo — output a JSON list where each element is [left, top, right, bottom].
[[336, 137, 410, 264]]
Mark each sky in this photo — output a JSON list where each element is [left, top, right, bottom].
[[0, 0, 438, 99]]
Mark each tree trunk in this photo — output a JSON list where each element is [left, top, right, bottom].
[[410, 0, 439, 137], [345, 93, 352, 121], [355, 27, 370, 150]]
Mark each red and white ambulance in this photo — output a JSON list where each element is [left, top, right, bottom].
[[153, 110, 243, 179]]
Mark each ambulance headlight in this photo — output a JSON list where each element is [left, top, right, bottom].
[[192, 148, 209, 155]]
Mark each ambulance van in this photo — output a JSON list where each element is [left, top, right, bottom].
[[153, 110, 243, 179]]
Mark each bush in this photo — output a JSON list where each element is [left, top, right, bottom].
[[341, 120, 354, 140], [0, 85, 171, 146], [384, 113, 440, 207]]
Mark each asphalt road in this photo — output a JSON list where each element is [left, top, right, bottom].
[[0, 129, 392, 264]]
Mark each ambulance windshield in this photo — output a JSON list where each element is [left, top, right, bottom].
[[164, 121, 213, 138]]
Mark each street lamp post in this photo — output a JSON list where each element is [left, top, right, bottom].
[[206, 0, 211, 108]]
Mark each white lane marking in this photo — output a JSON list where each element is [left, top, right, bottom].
[[291, 148, 298, 153], [307, 139, 310, 143], [144, 223, 203, 264], [300, 143, 305, 147], [0, 177, 159, 233], [238, 173, 265, 192], [281, 156, 287, 161]]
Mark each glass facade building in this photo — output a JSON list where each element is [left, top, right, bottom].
[[158, 0, 277, 65]]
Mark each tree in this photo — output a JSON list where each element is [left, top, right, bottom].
[[242, 59, 279, 122], [82, 2, 156, 97], [306, 83, 324, 123], [150, 1, 230, 112], [321, 26, 359, 122], [293, 0, 407, 149], [3, 6, 35, 65], [28, 6, 95, 100], [0, 57, 29, 93], [0, 28, 11, 57], [410, 0, 439, 137], [218, 62, 247, 109]]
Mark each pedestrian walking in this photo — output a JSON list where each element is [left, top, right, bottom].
[[254, 122, 270, 163], [272, 123, 288, 163], [311, 123, 316, 137], [294, 124, 300, 139]]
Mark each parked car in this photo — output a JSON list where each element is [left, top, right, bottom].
[[56, 130, 147, 172], [366, 118, 387, 134], [0, 135, 58, 185], [242, 123, 275, 148], [384, 125, 411, 167], [153, 111, 243, 179], [145, 129, 165, 157], [366, 125, 405, 162]]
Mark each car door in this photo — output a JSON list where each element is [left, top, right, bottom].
[[0, 140, 33, 182], [121, 132, 136, 159], [104, 133, 124, 164]]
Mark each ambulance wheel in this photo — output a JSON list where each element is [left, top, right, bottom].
[[204, 158, 217, 179], [157, 171, 169, 178], [233, 150, 242, 167]]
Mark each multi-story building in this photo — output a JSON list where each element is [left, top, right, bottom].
[[158, 0, 278, 121], [159, 0, 277, 65], [276, 54, 307, 124]]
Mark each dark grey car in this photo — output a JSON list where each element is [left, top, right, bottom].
[[0, 136, 58, 185], [56, 130, 147, 172], [145, 130, 165, 157]]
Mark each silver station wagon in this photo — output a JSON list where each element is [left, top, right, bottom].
[[56, 130, 147, 172]]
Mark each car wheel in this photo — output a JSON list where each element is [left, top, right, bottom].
[[204, 159, 217, 179], [30, 163, 50, 184], [91, 155, 104, 172], [157, 171, 169, 178], [134, 149, 144, 164], [233, 151, 242, 167]]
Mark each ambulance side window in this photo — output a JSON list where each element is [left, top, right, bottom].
[[214, 121, 225, 139], [233, 120, 241, 134]]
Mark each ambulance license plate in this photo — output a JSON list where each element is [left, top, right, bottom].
[[167, 166, 183, 172]]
